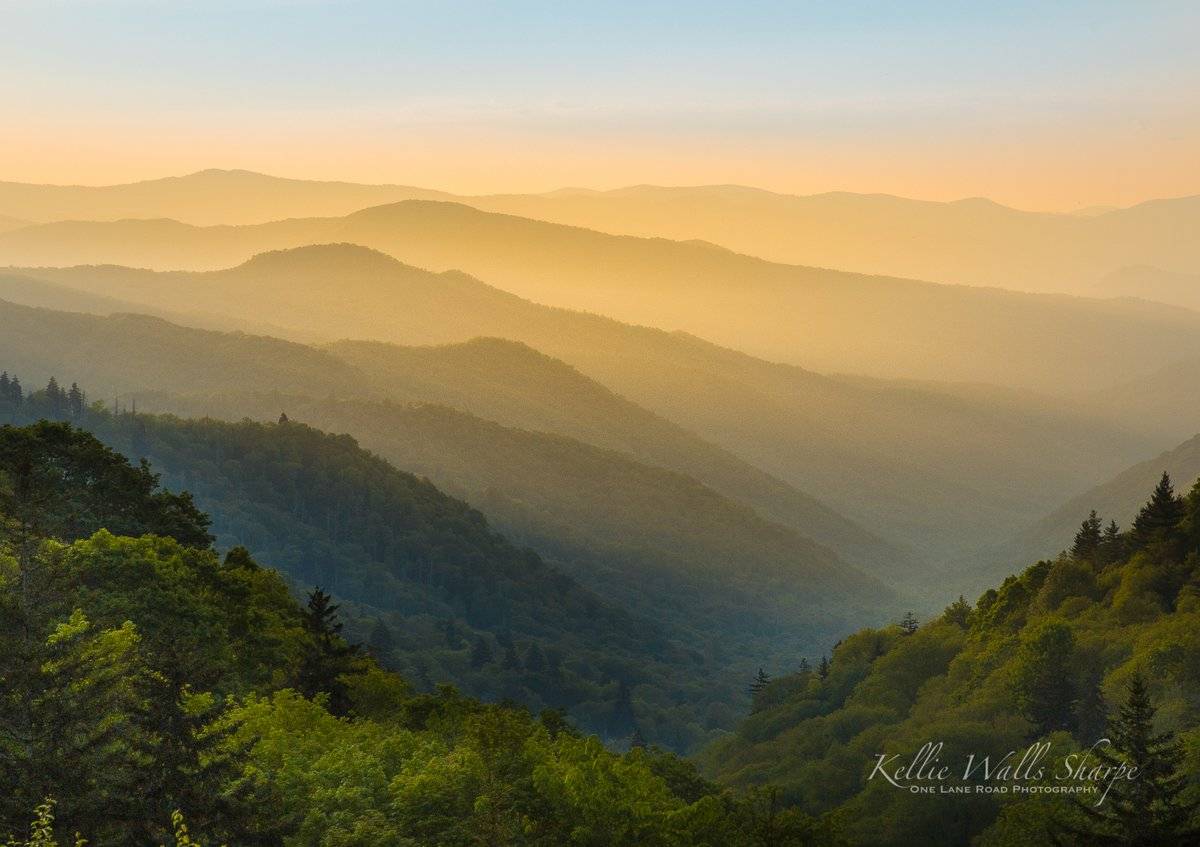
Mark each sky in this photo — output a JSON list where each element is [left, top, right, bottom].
[[2, 0, 1198, 211]]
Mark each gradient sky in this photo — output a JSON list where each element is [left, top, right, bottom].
[[2, 0, 1198, 210]]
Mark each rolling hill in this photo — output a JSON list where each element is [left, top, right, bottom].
[[6, 202, 1200, 391], [3, 246, 1157, 567], [2, 169, 1197, 301]]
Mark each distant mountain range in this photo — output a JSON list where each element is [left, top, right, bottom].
[[1, 168, 1196, 302], [0, 246, 1159, 577], [5, 202, 1200, 393]]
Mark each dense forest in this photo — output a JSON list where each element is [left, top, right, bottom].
[[7, 373, 1200, 844], [0, 417, 846, 845], [1, 374, 776, 751], [700, 472, 1200, 844]]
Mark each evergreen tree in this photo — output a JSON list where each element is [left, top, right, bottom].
[[748, 667, 771, 698], [1055, 673, 1200, 845], [1099, 519, 1125, 566], [630, 726, 648, 749], [44, 377, 64, 420], [470, 635, 494, 668], [797, 657, 810, 674], [1131, 472, 1186, 547], [818, 655, 830, 680], [66, 383, 85, 419], [900, 611, 919, 634], [296, 588, 362, 716], [1071, 510, 1103, 561]]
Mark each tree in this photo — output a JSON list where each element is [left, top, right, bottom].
[[470, 635, 494, 668], [1099, 520, 1125, 566], [66, 384, 84, 420], [943, 595, 972, 628], [818, 656, 830, 680], [749, 667, 771, 698], [296, 588, 362, 716], [1071, 511, 1103, 561], [1054, 673, 1200, 845], [900, 611, 919, 634], [1013, 620, 1077, 737], [1131, 472, 1186, 547]]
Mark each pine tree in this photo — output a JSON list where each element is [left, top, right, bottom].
[[797, 657, 810, 674], [1055, 673, 1200, 845], [1071, 510, 1103, 561], [630, 726, 648, 749], [67, 382, 84, 419], [748, 667, 771, 698], [818, 656, 830, 680], [470, 635, 494, 668], [900, 611, 919, 634], [1099, 519, 1125, 566], [1131, 472, 1186, 547], [296, 588, 362, 716]]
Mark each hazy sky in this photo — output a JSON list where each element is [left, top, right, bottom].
[[3, 1, 1198, 210]]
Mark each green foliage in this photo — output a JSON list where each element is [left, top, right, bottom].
[[702, 474, 1200, 845]]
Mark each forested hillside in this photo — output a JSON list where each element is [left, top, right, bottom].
[[2, 379, 762, 749], [3, 373, 897, 750], [0, 418, 840, 846], [699, 472, 1200, 844]]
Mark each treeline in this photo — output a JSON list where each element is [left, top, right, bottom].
[[0, 420, 843, 845], [700, 472, 1200, 845]]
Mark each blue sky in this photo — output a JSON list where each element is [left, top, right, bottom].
[[2, 1, 1197, 208]]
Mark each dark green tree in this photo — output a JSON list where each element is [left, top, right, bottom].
[[1013, 620, 1078, 737], [1072, 510, 1103, 561], [1055, 673, 1200, 845], [1099, 519, 1125, 566], [297, 588, 362, 716], [1131, 472, 1186, 548], [900, 611, 919, 634], [818, 656, 830, 680]]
